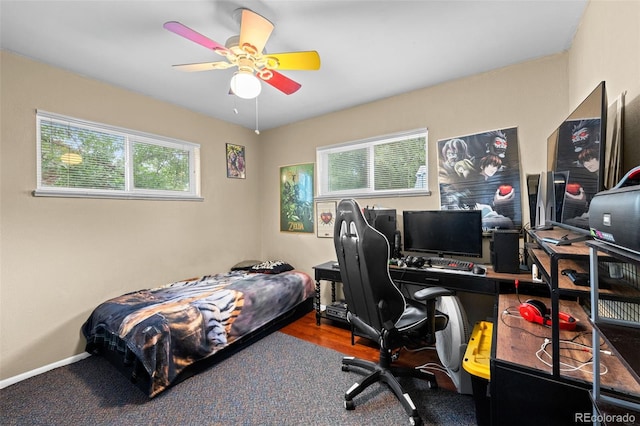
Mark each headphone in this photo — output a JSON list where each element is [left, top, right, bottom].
[[519, 299, 578, 331]]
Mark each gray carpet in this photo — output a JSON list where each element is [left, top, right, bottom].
[[0, 332, 477, 425]]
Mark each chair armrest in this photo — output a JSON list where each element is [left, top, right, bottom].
[[413, 286, 453, 301]]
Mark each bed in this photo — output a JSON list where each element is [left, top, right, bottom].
[[81, 261, 314, 397]]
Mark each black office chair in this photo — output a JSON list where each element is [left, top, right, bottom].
[[333, 199, 452, 426]]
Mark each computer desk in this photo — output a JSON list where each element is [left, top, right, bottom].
[[313, 260, 640, 424], [312, 260, 526, 326]]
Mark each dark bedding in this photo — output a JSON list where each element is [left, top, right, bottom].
[[82, 270, 314, 397]]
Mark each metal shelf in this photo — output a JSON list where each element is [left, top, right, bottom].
[[587, 240, 640, 423]]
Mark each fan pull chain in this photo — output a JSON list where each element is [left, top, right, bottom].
[[255, 97, 260, 135]]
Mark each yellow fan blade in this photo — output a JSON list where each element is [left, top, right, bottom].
[[264, 51, 321, 70], [172, 61, 234, 72], [239, 9, 274, 55]]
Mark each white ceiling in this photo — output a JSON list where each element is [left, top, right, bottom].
[[0, 0, 588, 131]]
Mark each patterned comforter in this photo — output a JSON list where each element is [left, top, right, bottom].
[[81, 270, 314, 397]]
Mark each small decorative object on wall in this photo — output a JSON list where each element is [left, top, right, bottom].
[[280, 163, 314, 233], [437, 127, 522, 232], [226, 143, 246, 179], [316, 201, 336, 238]]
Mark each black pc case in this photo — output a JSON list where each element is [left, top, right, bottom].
[[490, 230, 520, 273]]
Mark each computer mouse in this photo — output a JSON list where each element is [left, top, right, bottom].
[[472, 265, 486, 275]]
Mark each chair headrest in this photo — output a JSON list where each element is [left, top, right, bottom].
[[336, 199, 368, 235]]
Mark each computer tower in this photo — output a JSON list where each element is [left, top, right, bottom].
[[526, 174, 540, 227], [534, 171, 547, 228], [363, 208, 396, 243], [545, 170, 569, 224], [490, 230, 520, 273], [363, 207, 400, 258]]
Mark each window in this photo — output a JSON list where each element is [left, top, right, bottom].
[[316, 128, 429, 198], [35, 111, 201, 200]]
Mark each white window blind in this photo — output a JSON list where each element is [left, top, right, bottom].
[[35, 110, 201, 200], [316, 128, 429, 198]]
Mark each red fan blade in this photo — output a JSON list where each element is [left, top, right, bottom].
[[259, 70, 301, 95], [163, 21, 227, 54], [238, 9, 274, 55]]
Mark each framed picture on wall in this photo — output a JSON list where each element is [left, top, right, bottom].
[[226, 143, 246, 179], [280, 163, 314, 233], [316, 201, 336, 238]]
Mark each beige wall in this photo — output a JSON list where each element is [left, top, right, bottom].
[[2, 0, 639, 383], [259, 54, 569, 279], [258, 0, 640, 287], [568, 0, 640, 170], [0, 51, 261, 379]]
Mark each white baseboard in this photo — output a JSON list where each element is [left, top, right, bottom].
[[0, 352, 91, 390]]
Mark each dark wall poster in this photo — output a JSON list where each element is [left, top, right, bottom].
[[437, 127, 522, 231]]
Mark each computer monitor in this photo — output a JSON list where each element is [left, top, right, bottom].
[[547, 81, 608, 231], [402, 210, 483, 258]]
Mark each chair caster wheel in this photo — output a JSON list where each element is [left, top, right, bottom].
[[410, 415, 423, 426], [344, 400, 355, 410]]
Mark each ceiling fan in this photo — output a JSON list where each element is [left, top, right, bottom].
[[163, 8, 321, 99]]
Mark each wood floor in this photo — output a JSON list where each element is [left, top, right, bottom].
[[279, 310, 457, 393]]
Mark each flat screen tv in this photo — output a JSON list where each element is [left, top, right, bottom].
[[402, 210, 483, 258], [546, 81, 608, 231]]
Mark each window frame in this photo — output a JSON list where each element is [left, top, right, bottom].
[[34, 110, 202, 201], [316, 128, 430, 199]]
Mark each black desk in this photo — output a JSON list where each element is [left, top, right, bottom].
[[313, 259, 639, 424], [313, 260, 524, 326]]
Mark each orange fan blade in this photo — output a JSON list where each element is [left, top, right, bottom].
[[265, 51, 321, 70], [172, 61, 234, 72], [238, 9, 274, 55], [258, 70, 301, 95]]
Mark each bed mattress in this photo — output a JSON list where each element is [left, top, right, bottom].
[[82, 270, 314, 397]]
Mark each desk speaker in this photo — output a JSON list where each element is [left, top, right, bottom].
[[491, 230, 520, 273]]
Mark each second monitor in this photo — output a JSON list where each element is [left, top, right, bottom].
[[403, 210, 483, 258]]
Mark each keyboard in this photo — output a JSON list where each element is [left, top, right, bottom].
[[427, 257, 474, 272]]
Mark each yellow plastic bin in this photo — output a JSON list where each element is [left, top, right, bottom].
[[463, 321, 493, 426]]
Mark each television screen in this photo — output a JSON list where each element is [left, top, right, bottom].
[[402, 210, 483, 258], [547, 81, 608, 230]]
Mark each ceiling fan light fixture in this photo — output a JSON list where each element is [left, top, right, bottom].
[[230, 70, 262, 99], [165, 10, 318, 99]]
